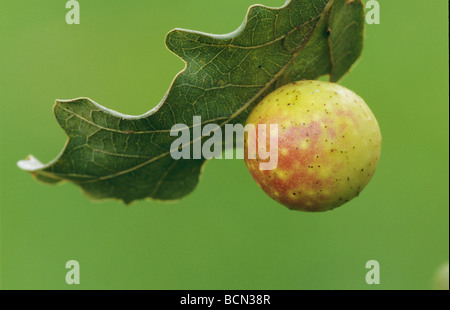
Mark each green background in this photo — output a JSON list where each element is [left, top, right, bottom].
[[0, 0, 448, 290]]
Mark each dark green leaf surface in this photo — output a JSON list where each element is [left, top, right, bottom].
[[18, 0, 365, 204]]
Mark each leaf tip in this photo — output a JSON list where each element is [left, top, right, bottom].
[[17, 155, 44, 172]]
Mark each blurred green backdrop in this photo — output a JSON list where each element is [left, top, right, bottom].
[[0, 0, 448, 290]]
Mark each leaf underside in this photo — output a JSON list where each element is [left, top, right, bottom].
[[18, 0, 365, 204]]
